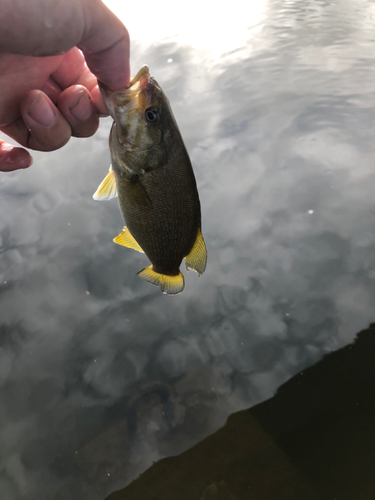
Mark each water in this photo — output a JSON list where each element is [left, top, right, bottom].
[[1, 0, 375, 498]]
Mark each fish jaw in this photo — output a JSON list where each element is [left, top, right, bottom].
[[98, 65, 152, 122], [99, 64, 163, 151], [99, 65, 167, 176]]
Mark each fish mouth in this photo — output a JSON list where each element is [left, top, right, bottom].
[[125, 65, 150, 91], [98, 65, 151, 112]]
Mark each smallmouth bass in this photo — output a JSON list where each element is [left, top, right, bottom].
[[93, 65, 207, 294]]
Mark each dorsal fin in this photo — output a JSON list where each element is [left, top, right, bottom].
[[184, 229, 207, 276], [113, 226, 144, 253], [93, 165, 118, 200], [138, 266, 185, 295]]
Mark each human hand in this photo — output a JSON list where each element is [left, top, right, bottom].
[[0, 0, 130, 172]]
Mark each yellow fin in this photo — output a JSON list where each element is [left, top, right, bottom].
[[93, 165, 118, 200], [185, 229, 207, 276], [113, 226, 144, 253], [138, 266, 185, 295]]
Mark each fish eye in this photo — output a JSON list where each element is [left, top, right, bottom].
[[145, 107, 160, 123]]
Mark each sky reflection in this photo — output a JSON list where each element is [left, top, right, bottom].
[[104, 0, 268, 59]]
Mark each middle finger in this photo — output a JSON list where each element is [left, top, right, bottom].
[[58, 85, 99, 138]]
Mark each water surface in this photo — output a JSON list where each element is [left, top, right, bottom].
[[1, 0, 375, 498]]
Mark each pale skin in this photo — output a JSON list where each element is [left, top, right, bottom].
[[0, 0, 130, 172]]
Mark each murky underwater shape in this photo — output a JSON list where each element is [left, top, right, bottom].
[[1, 0, 375, 498]]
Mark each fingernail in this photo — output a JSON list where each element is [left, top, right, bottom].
[[28, 93, 56, 127], [70, 91, 92, 121]]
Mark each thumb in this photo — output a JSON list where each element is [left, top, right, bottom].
[[0, 140, 33, 172]]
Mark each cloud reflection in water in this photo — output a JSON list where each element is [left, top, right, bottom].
[[1, 0, 375, 498]]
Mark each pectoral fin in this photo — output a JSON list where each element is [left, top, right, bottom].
[[138, 266, 185, 295], [113, 227, 144, 253], [93, 165, 118, 200], [185, 229, 207, 276]]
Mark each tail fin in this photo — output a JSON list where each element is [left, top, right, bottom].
[[138, 266, 184, 295]]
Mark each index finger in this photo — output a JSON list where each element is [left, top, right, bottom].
[[51, 48, 96, 91], [50, 48, 109, 116]]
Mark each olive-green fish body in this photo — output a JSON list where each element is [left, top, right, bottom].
[[93, 66, 207, 294]]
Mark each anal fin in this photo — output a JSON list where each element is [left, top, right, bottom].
[[138, 266, 184, 295], [113, 226, 144, 253], [185, 229, 207, 276], [93, 165, 118, 200]]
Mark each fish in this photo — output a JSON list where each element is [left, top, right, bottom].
[[93, 65, 207, 295]]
